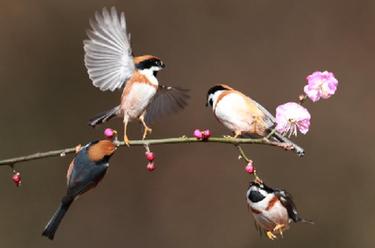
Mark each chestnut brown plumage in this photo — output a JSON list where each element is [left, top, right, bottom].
[[84, 7, 189, 145], [42, 140, 116, 240], [206, 84, 304, 156]]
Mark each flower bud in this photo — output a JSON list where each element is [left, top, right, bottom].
[[202, 129, 211, 139], [193, 129, 203, 139], [245, 162, 254, 174], [104, 128, 114, 138], [145, 151, 155, 162], [12, 172, 21, 187], [146, 162, 156, 172]]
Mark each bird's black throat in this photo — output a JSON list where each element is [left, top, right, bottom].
[[248, 190, 266, 203]]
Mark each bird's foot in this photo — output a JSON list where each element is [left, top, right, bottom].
[[124, 135, 130, 147], [142, 126, 152, 140], [75, 144, 82, 153], [223, 132, 241, 139], [273, 224, 285, 236], [233, 131, 241, 139], [266, 231, 277, 240], [254, 176, 263, 184]]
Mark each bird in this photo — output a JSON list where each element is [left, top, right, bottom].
[[42, 139, 117, 240], [246, 180, 313, 240], [84, 7, 189, 145], [206, 84, 304, 156]]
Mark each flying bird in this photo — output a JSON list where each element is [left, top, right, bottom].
[[84, 7, 189, 145], [42, 139, 117, 240], [246, 181, 312, 240], [206, 84, 304, 156]]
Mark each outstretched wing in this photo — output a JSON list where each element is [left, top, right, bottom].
[[84, 7, 135, 91], [144, 85, 189, 124]]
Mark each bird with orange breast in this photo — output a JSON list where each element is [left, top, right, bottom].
[[42, 139, 117, 240], [206, 84, 304, 156], [84, 7, 189, 145]]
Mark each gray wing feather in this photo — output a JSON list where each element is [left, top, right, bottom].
[[84, 7, 135, 91], [144, 85, 189, 124], [254, 100, 276, 129]]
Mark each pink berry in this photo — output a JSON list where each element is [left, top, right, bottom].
[[12, 172, 21, 187], [202, 129, 211, 139], [193, 129, 203, 139], [245, 162, 254, 174], [147, 162, 156, 172], [104, 128, 114, 138], [145, 151, 155, 162]]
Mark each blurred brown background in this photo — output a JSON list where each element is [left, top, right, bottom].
[[0, 0, 374, 247]]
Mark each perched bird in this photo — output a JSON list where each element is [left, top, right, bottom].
[[206, 84, 304, 156], [42, 139, 117, 240], [84, 7, 189, 145], [246, 181, 312, 240]]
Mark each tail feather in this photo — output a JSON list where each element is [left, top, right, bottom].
[[88, 106, 120, 127], [300, 218, 314, 224], [272, 132, 304, 157], [42, 197, 73, 240]]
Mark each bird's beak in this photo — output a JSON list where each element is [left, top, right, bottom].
[[161, 62, 166, 68]]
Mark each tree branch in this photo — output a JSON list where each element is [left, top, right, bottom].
[[0, 135, 290, 166]]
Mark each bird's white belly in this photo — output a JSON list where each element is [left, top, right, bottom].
[[214, 94, 252, 132], [254, 201, 289, 231], [121, 83, 157, 120]]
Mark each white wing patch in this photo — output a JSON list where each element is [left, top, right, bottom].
[[84, 7, 135, 91]]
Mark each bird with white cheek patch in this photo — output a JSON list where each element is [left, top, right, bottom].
[[246, 181, 313, 240], [206, 84, 304, 156], [85, 7, 189, 145]]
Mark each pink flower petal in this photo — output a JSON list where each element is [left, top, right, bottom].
[[304, 71, 338, 102], [275, 102, 311, 136]]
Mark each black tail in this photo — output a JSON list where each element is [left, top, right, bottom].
[[88, 106, 120, 127], [272, 132, 304, 157], [42, 197, 73, 240]]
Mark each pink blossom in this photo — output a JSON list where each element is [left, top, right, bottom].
[[275, 102, 311, 137], [304, 71, 338, 102]]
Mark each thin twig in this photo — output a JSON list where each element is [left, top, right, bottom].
[[0, 136, 287, 166], [237, 145, 250, 163], [236, 145, 262, 182]]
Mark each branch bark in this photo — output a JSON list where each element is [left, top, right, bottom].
[[0, 135, 288, 166]]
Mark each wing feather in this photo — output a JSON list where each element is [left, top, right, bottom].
[[274, 189, 302, 223], [84, 7, 135, 92], [145, 85, 189, 124]]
